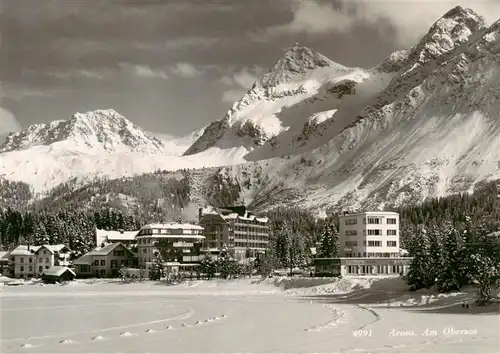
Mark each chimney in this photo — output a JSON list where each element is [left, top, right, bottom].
[[119, 229, 124, 234], [199, 207, 203, 220]]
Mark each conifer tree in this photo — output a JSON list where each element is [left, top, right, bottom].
[[436, 224, 468, 292], [150, 252, 164, 281], [317, 220, 339, 258], [407, 225, 428, 291]]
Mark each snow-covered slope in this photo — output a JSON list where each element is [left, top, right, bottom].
[[242, 8, 500, 212], [1, 6, 499, 213], [0, 110, 244, 192], [148, 128, 205, 156], [184, 43, 365, 157]]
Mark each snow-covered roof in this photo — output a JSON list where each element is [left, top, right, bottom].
[[223, 213, 269, 223], [339, 211, 399, 218], [141, 222, 204, 231], [9, 245, 42, 256], [96, 228, 139, 246], [42, 266, 76, 277], [0, 251, 9, 259], [9, 244, 69, 256], [74, 242, 135, 265]]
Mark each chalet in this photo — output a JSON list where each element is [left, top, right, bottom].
[[8, 244, 71, 279], [73, 242, 137, 278], [41, 266, 76, 284]]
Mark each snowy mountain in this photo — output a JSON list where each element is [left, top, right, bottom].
[[0, 110, 245, 192], [1, 6, 499, 214], [0, 109, 165, 154], [183, 43, 357, 157]]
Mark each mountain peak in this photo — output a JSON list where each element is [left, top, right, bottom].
[[257, 44, 340, 88], [406, 6, 487, 66], [0, 109, 164, 154]]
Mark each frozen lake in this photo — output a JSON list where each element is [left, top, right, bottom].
[[1, 278, 499, 353]]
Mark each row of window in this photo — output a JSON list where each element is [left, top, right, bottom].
[[19, 265, 50, 273], [137, 228, 203, 236], [19, 257, 51, 264], [344, 252, 401, 258], [345, 241, 398, 247], [345, 217, 397, 225], [345, 229, 397, 236]]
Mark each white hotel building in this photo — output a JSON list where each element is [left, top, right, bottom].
[[339, 211, 400, 258], [315, 211, 412, 277]]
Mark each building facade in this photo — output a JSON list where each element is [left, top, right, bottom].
[[314, 211, 411, 276], [73, 242, 137, 278], [8, 244, 71, 279], [135, 222, 205, 274], [339, 211, 400, 258], [199, 206, 269, 260]]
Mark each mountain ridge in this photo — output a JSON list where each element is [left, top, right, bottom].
[[1, 6, 499, 215], [0, 109, 165, 154]]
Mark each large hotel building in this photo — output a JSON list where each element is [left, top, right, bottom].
[[315, 211, 412, 277], [198, 206, 270, 260]]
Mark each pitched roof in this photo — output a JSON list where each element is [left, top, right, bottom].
[[73, 242, 134, 265], [73, 253, 93, 265], [9, 245, 42, 256], [96, 228, 139, 246], [42, 266, 76, 277], [9, 244, 69, 256]]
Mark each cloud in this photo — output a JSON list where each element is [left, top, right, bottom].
[[164, 36, 221, 50], [0, 84, 52, 101], [0, 107, 21, 139], [252, 0, 500, 46], [118, 63, 168, 79], [219, 66, 265, 103], [170, 62, 203, 78], [47, 69, 105, 80]]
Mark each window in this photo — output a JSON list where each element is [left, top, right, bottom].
[[39, 266, 43, 272], [45, 258, 49, 263], [345, 218, 357, 225], [29, 257, 33, 263], [45, 266, 49, 270], [387, 218, 397, 224], [39, 258, 43, 263], [367, 240, 382, 247], [29, 266, 33, 271], [387, 241, 397, 247], [20, 257, 24, 263], [94, 260, 99, 266], [44, 250, 48, 255], [367, 229, 382, 236], [345, 230, 358, 236], [100, 269, 105, 276], [345, 241, 358, 247], [20, 266, 24, 272], [387, 229, 397, 236], [100, 260, 105, 266], [367, 217, 381, 224]]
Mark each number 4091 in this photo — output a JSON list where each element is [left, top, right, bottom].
[[352, 329, 372, 337]]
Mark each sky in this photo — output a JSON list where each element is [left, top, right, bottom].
[[1, 0, 499, 140]]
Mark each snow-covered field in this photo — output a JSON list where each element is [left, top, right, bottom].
[[1, 277, 499, 353]]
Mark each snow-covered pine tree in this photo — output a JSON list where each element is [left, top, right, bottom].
[[32, 218, 49, 245], [436, 223, 468, 292], [199, 252, 216, 279], [469, 228, 500, 306], [149, 252, 164, 281], [424, 225, 442, 288], [317, 220, 339, 258], [275, 221, 291, 268], [406, 225, 429, 291]]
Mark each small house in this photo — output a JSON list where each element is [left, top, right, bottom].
[[41, 266, 76, 284]]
